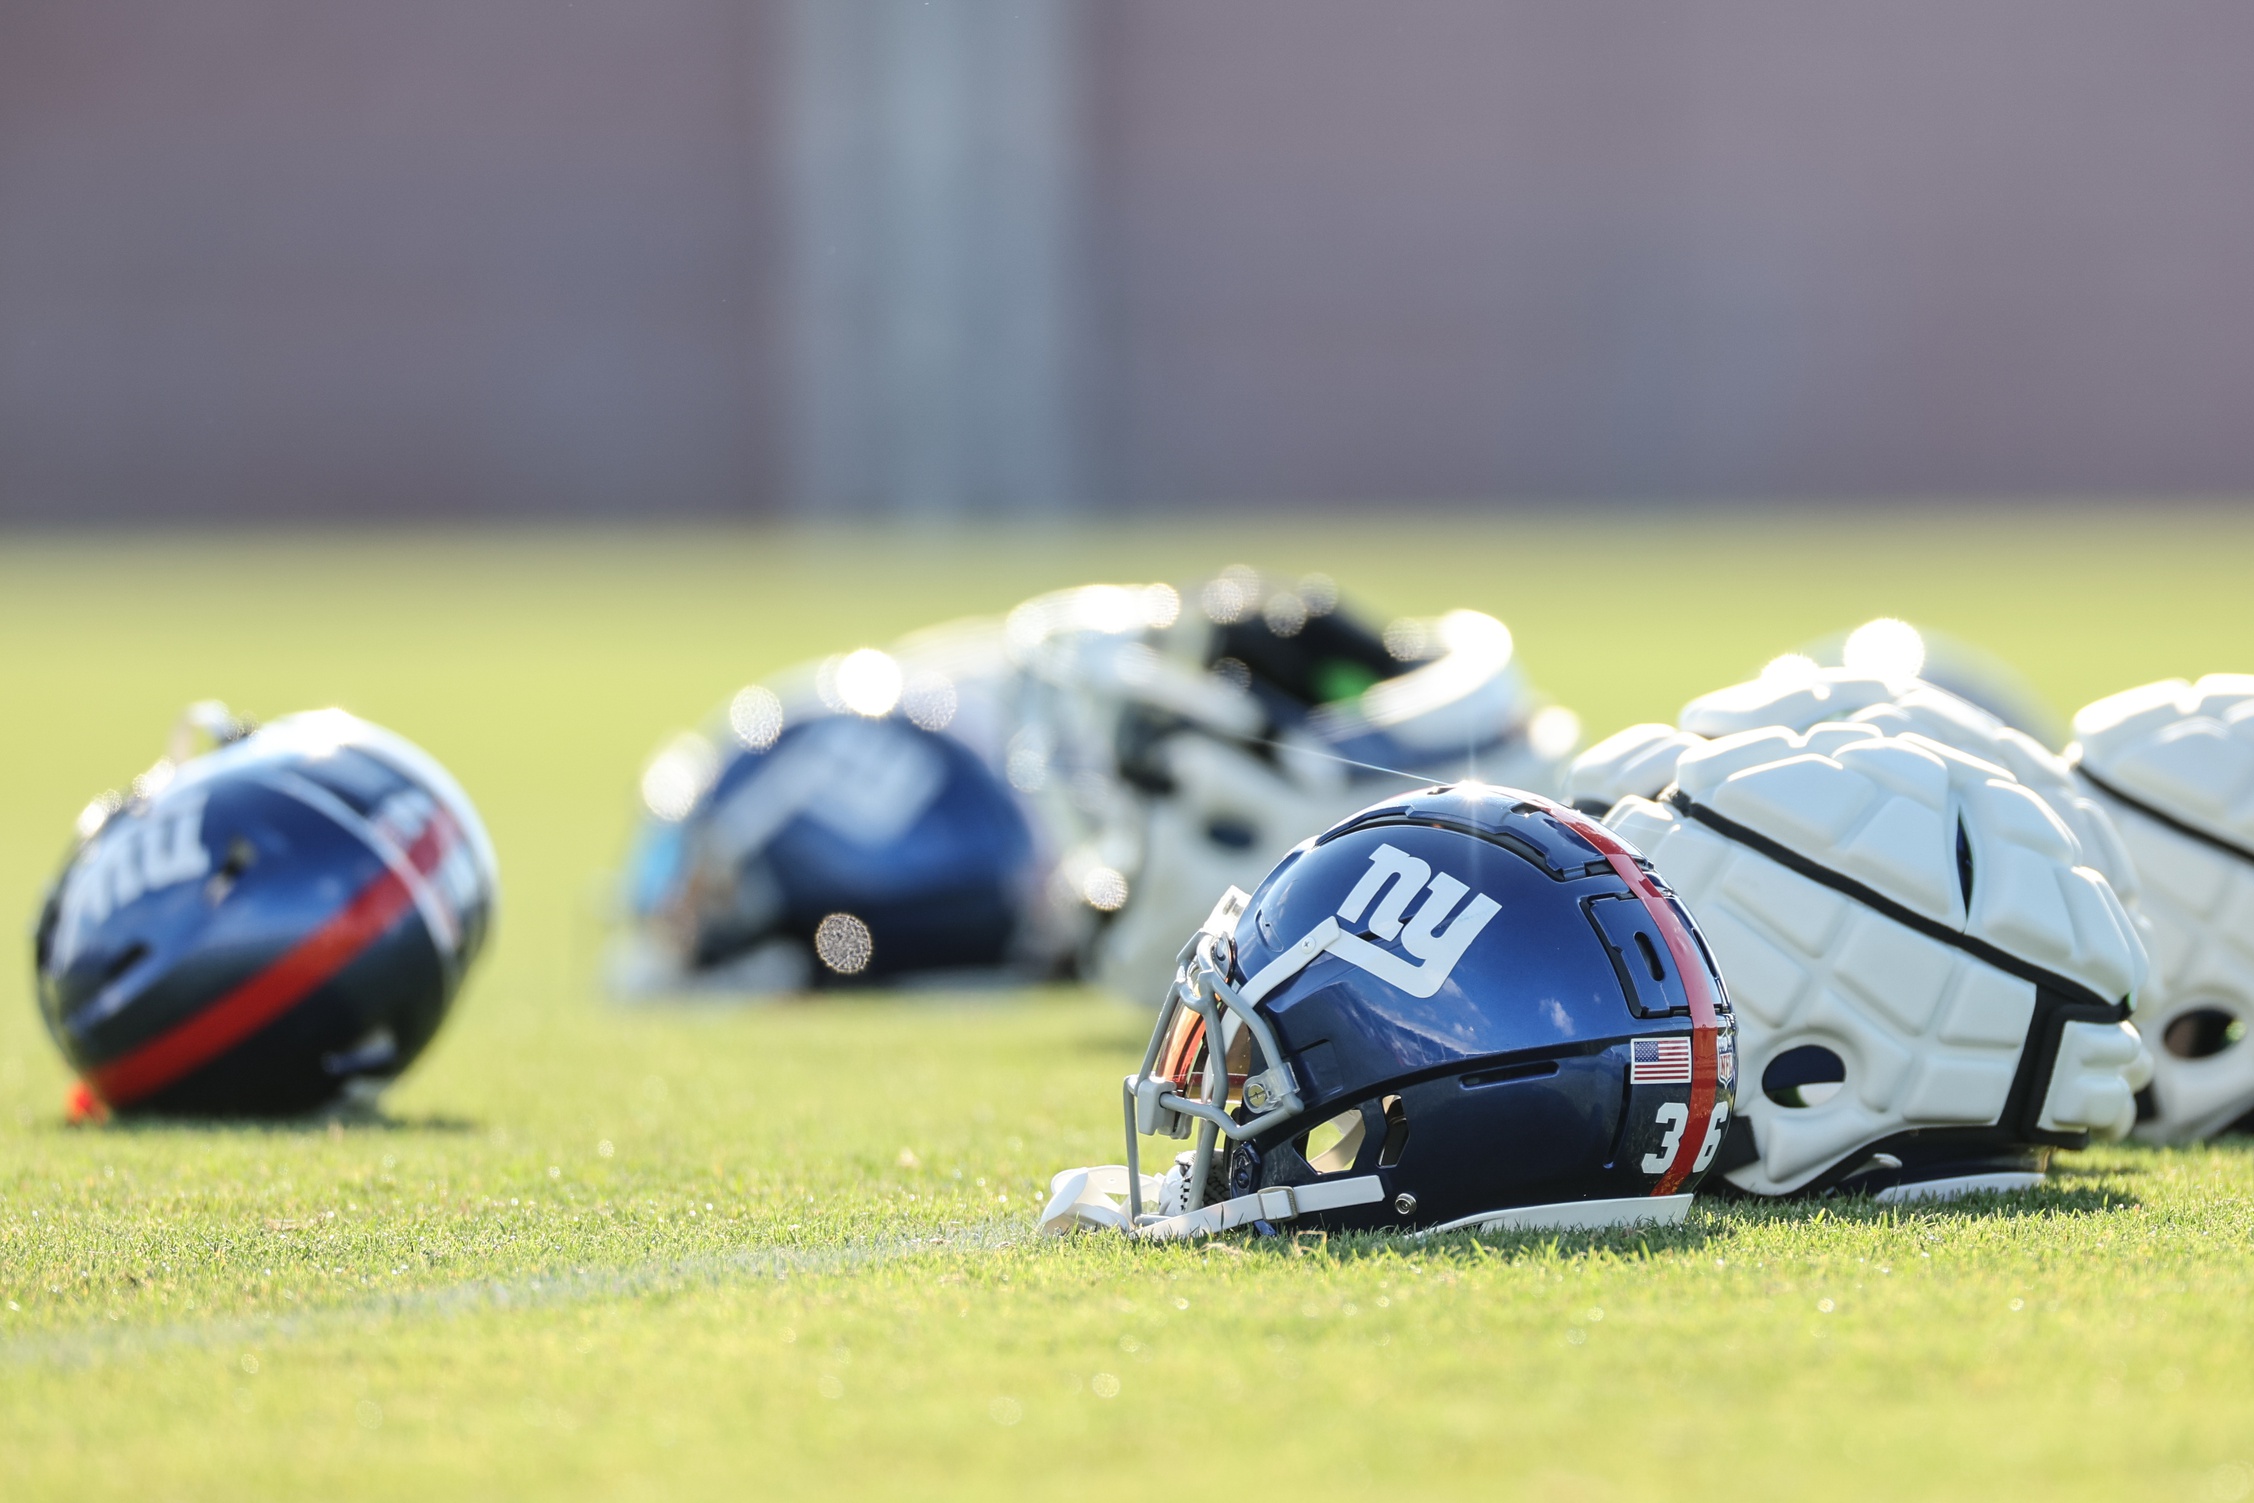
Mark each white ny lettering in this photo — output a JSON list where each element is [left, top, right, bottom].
[[1242, 843, 1502, 1004]]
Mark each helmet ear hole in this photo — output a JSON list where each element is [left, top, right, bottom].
[[1377, 1094, 1410, 1168], [1762, 1045, 1847, 1108], [97, 942, 150, 989], [1299, 1108, 1368, 1175], [2162, 1008, 2246, 1060], [1631, 930, 1666, 983]]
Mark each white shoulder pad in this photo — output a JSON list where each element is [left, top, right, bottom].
[[1860, 700, 2144, 909], [891, 616, 1013, 683], [1671, 722, 1883, 802], [1674, 726, 2143, 1002], [1003, 582, 1182, 658], [1353, 609, 1534, 751], [1602, 795, 1687, 864], [1679, 668, 1905, 738], [1004, 581, 1264, 737], [2072, 676, 2254, 851], [1678, 666, 2141, 907], [1564, 723, 1705, 810]]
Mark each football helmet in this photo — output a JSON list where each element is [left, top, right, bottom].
[[1567, 664, 2145, 926], [1040, 784, 1737, 1240], [34, 705, 497, 1117], [616, 623, 1067, 993], [1605, 724, 2146, 1199], [2070, 676, 2254, 1140], [1010, 570, 1581, 1007]]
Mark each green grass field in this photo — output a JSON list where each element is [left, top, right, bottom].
[[5, 509, 2254, 1501]]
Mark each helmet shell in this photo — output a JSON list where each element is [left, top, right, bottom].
[[1213, 784, 1735, 1232], [626, 712, 1040, 988], [34, 710, 497, 1116]]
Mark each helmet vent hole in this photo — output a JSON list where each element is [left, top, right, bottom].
[[1378, 1094, 1410, 1168], [1298, 1109, 1367, 1175], [1632, 930, 1667, 983], [1955, 817, 1975, 909], [2162, 1008, 2246, 1060], [1762, 1045, 1846, 1109], [206, 838, 258, 903], [99, 942, 149, 986], [1461, 1060, 1559, 1089]]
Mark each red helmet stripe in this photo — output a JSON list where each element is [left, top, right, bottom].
[[1549, 804, 1724, 1196], [87, 867, 416, 1108]]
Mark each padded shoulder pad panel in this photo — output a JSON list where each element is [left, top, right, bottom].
[[1681, 669, 1906, 738], [1611, 727, 2149, 1197], [1564, 723, 1703, 810], [1668, 666, 2140, 906], [2074, 676, 2254, 851], [1675, 727, 2144, 1002]]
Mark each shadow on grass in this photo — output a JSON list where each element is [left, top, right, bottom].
[[1705, 1179, 2142, 1224], [1186, 1178, 2150, 1268], [2053, 1158, 2150, 1180], [1156, 1217, 1727, 1268], [63, 1103, 482, 1137]]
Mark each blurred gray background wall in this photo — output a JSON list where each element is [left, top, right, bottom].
[[3, 1, 2251, 521]]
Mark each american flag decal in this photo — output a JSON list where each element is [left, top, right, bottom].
[[1630, 1036, 1694, 1085]]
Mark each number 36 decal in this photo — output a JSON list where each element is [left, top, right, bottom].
[[1641, 1099, 1730, 1176]]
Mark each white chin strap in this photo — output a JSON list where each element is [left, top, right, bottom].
[[1038, 1164, 1387, 1241]]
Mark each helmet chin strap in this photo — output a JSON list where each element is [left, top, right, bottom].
[[1129, 1175, 1389, 1241], [1038, 1162, 1386, 1241], [1041, 886, 1359, 1239]]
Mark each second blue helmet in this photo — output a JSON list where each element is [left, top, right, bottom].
[[617, 627, 1058, 992], [1042, 783, 1737, 1238]]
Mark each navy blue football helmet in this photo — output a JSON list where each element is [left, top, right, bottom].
[[1041, 783, 1737, 1238], [34, 706, 498, 1117], [619, 678, 1050, 992]]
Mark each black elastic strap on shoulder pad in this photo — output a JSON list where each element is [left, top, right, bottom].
[[1664, 789, 2123, 1015], [2078, 766, 2254, 869]]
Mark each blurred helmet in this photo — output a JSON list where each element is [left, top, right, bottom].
[[34, 705, 497, 1117], [1606, 724, 2146, 1199], [1040, 784, 1736, 1240], [2070, 676, 2254, 1140], [1009, 569, 1580, 1005], [1567, 664, 2145, 926], [616, 625, 1066, 993]]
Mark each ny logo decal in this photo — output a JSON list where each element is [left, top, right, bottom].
[[1245, 843, 1502, 1002]]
